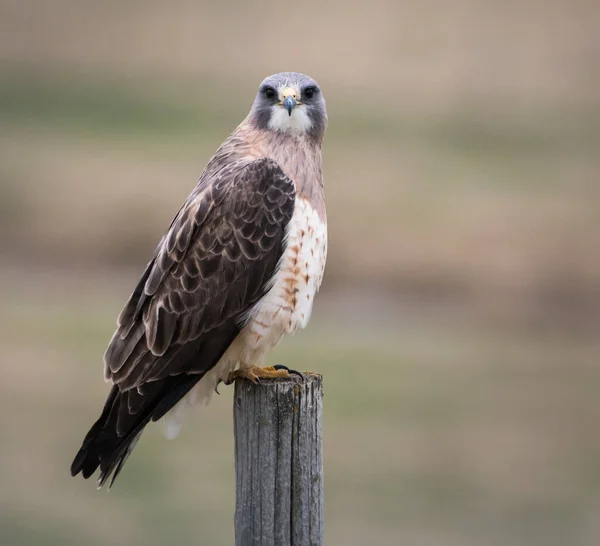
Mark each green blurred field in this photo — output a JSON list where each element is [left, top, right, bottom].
[[1, 268, 599, 546], [1, 1, 600, 544]]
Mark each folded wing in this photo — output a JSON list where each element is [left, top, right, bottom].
[[71, 157, 295, 487]]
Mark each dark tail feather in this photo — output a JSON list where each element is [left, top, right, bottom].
[[70, 375, 202, 488], [70, 385, 150, 488], [98, 431, 143, 489], [72, 322, 241, 488], [70, 385, 119, 479]]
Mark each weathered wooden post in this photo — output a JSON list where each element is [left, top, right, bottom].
[[233, 374, 323, 546]]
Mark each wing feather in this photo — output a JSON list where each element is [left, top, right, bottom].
[[71, 157, 295, 486]]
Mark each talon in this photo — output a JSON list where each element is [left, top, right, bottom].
[[273, 364, 304, 381], [225, 364, 298, 384]]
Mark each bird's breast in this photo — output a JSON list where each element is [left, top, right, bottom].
[[242, 197, 327, 353]]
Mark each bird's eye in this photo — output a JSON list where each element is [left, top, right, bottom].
[[303, 86, 318, 99], [263, 86, 276, 100]]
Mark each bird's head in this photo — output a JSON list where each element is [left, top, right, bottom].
[[248, 72, 327, 140]]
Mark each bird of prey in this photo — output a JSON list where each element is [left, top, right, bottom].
[[70, 72, 328, 488]]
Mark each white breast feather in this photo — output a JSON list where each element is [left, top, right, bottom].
[[268, 105, 313, 136], [241, 197, 327, 351]]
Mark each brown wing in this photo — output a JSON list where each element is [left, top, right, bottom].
[[71, 157, 295, 487]]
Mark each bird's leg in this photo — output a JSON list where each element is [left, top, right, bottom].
[[224, 364, 303, 385]]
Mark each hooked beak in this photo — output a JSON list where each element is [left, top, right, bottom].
[[281, 87, 297, 116], [283, 95, 297, 116]]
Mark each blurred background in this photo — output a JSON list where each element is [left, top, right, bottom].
[[1, 1, 599, 544]]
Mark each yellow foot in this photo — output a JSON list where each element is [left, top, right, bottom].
[[224, 364, 303, 385]]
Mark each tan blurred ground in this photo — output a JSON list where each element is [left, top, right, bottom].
[[0, 1, 599, 545]]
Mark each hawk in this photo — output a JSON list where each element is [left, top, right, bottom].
[[70, 72, 328, 488]]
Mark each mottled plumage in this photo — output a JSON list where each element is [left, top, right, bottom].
[[71, 72, 328, 488]]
